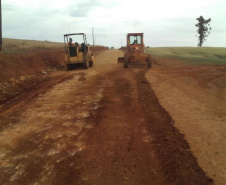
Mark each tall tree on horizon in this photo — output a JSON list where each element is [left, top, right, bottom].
[[195, 16, 211, 47], [0, 0, 2, 51]]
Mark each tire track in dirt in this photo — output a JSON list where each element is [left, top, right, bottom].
[[0, 70, 105, 185], [0, 72, 76, 131], [77, 68, 167, 185]]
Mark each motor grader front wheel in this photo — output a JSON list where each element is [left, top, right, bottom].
[[147, 55, 152, 68], [124, 55, 129, 68]]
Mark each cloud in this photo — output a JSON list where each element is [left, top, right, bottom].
[[119, 20, 143, 27], [2, 2, 20, 11], [69, 0, 102, 17], [2, 0, 226, 47]]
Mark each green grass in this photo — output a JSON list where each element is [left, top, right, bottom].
[[146, 47, 226, 65]]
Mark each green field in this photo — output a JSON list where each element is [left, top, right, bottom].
[[146, 47, 226, 65]]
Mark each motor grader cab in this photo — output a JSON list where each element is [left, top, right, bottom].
[[64, 33, 94, 70], [118, 33, 151, 68]]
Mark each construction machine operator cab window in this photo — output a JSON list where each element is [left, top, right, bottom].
[[130, 35, 141, 45]]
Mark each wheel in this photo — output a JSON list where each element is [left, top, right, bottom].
[[147, 55, 152, 68], [124, 55, 129, 68], [67, 64, 71, 70], [89, 61, 93, 67], [83, 56, 88, 69]]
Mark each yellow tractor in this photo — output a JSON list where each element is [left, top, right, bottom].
[[64, 33, 94, 70], [118, 33, 151, 68]]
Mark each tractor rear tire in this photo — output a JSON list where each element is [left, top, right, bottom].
[[89, 61, 93, 67], [147, 55, 152, 68], [124, 55, 129, 68], [83, 56, 88, 69], [67, 64, 72, 70]]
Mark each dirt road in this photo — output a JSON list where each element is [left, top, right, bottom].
[[0, 50, 212, 185]]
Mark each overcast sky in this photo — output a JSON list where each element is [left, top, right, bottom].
[[2, 0, 226, 48]]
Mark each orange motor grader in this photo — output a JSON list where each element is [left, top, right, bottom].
[[118, 33, 151, 68]]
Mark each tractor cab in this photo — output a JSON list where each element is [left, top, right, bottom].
[[128, 34, 142, 45], [127, 33, 144, 49]]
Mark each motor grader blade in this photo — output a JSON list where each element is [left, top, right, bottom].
[[118, 57, 124, 63]]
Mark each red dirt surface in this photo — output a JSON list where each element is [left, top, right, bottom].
[[146, 57, 226, 185], [0, 50, 213, 184]]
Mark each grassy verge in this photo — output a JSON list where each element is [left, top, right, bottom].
[[146, 47, 226, 65], [2, 38, 64, 53], [2, 38, 109, 54]]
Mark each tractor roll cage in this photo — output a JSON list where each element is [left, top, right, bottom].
[[63, 33, 88, 53]]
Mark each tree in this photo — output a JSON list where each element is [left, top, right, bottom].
[[195, 16, 211, 47], [0, 0, 2, 51]]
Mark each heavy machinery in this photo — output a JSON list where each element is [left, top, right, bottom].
[[64, 33, 94, 70], [118, 33, 151, 68]]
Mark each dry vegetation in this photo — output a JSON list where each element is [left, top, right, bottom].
[[2, 38, 64, 53], [2, 38, 107, 53]]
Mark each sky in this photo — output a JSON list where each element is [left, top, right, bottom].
[[2, 0, 226, 48]]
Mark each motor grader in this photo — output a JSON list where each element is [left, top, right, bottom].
[[64, 33, 94, 70], [118, 33, 151, 68]]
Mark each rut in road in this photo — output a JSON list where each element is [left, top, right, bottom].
[[78, 68, 167, 185], [0, 50, 213, 185]]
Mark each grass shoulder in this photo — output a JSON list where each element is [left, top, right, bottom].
[[146, 47, 226, 65], [2, 38, 64, 54]]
